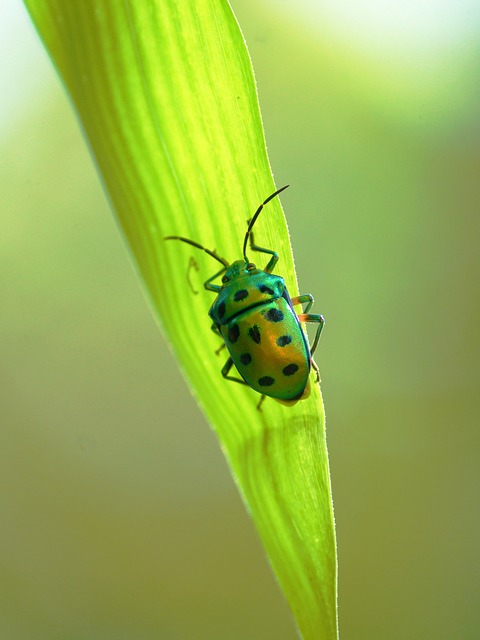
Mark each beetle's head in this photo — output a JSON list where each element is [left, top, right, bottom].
[[221, 259, 258, 286]]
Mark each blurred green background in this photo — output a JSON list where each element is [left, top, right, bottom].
[[1, 1, 479, 638]]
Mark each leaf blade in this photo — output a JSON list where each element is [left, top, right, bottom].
[[24, 1, 337, 637]]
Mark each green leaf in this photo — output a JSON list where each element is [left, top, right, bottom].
[[24, 1, 337, 637]]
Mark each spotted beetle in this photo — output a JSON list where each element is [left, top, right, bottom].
[[165, 186, 324, 409]]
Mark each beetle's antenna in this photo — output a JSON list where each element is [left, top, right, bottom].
[[165, 236, 229, 267], [242, 185, 289, 262]]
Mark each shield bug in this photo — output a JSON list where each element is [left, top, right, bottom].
[[165, 186, 324, 409]]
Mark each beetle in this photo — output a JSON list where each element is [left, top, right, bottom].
[[165, 185, 324, 409]]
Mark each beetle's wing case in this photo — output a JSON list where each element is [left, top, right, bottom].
[[221, 293, 310, 400]]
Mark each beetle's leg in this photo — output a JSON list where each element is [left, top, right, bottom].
[[221, 357, 266, 410], [297, 310, 324, 383], [290, 293, 314, 314], [211, 323, 227, 355], [311, 358, 320, 383], [204, 266, 227, 292], [248, 231, 279, 274], [221, 357, 249, 385], [297, 312, 325, 357], [292, 296, 324, 380], [292, 294, 324, 354], [256, 395, 266, 412]]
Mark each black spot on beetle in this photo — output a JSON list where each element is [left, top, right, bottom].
[[217, 301, 226, 319], [240, 353, 252, 365], [258, 376, 275, 387], [276, 335, 292, 347], [248, 325, 261, 344], [228, 324, 240, 343], [265, 308, 284, 323], [259, 284, 274, 295], [234, 289, 248, 302], [283, 363, 299, 376]]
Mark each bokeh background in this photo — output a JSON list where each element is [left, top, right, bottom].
[[2, 1, 479, 638]]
